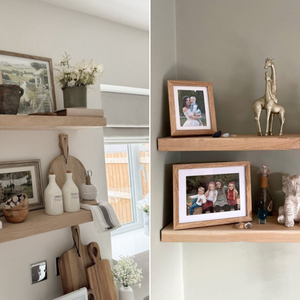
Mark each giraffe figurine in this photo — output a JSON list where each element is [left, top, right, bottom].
[[264, 72, 285, 136], [252, 58, 284, 136]]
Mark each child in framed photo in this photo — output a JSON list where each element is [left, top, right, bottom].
[[168, 80, 217, 136], [173, 162, 252, 230]]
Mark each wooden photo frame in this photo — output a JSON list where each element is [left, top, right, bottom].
[[168, 80, 217, 136], [173, 161, 252, 230], [0, 160, 44, 216], [0, 50, 56, 114]]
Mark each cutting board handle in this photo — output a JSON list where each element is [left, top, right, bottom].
[[88, 242, 102, 263], [59, 134, 69, 164], [88, 289, 95, 300], [71, 225, 81, 257]]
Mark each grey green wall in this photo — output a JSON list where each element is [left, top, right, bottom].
[[175, 0, 300, 299], [150, 0, 184, 299]]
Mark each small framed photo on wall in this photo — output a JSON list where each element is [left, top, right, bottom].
[[173, 161, 252, 230], [0, 160, 44, 216], [168, 80, 217, 136]]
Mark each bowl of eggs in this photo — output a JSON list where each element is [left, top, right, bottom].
[[3, 193, 29, 223]]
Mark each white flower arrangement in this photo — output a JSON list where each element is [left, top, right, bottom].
[[56, 52, 104, 89], [137, 193, 149, 216], [112, 256, 143, 288]]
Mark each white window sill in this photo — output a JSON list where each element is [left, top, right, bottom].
[[111, 227, 149, 260]]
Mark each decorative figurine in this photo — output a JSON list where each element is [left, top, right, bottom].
[[278, 174, 300, 227], [252, 58, 285, 136], [256, 165, 273, 220]]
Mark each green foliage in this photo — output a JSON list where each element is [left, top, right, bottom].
[[2, 74, 10, 80], [186, 173, 240, 195], [31, 62, 46, 70]]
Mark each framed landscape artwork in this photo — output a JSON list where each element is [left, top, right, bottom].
[[168, 80, 217, 136], [0, 160, 44, 216], [173, 161, 252, 230], [0, 50, 56, 114]]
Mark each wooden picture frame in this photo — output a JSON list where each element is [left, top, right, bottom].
[[0, 50, 56, 114], [168, 80, 217, 136], [173, 161, 252, 230], [0, 159, 44, 216]]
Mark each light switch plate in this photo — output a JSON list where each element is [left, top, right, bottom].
[[31, 261, 47, 284]]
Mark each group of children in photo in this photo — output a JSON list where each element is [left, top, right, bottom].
[[187, 180, 239, 215]]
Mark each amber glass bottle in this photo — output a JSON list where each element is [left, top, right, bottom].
[[256, 165, 273, 219]]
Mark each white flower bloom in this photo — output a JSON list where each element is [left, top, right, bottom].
[[112, 256, 143, 288], [55, 53, 104, 89], [137, 193, 150, 215]]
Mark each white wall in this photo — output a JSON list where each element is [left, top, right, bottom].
[[151, 0, 184, 299], [174, 0, 300, 299], [0, 0, 149, 299]]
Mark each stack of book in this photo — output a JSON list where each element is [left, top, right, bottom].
[[55, 108, 104, 117]]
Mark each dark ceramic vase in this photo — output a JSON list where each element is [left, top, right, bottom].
[[63, 86, 87, 108], [0, 84, 24, 115]]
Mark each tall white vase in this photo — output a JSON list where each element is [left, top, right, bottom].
[[119, 286, 135, 300], [143, 212, 149, 236]]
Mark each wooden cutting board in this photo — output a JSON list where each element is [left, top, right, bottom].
[[58, 225, 93, 294], [48, 134, 86, 189], [86, 242, 118, 300]]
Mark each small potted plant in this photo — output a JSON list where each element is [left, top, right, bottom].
[[56, 52, 104, 108], [137, 193, 150, 235], [112, 255, 143, 300]]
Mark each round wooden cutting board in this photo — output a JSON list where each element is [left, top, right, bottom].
[[48, 134, 86, 189]]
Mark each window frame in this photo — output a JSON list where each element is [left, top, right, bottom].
[[105, 143, 147, 236]]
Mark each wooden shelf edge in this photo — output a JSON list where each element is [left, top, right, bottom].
[[158, 134, 300, 151], [0, 115, 106, 130], [161, 217, 300, 243], [0, 209, 93, 244]]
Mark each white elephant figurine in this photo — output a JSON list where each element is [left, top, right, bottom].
[[278, 174, 300, 227]]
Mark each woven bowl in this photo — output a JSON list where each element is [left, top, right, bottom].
[[3, 193, 29, 223]]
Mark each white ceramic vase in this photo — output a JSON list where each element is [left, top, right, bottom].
[[62, 171, 80, 212], [119, 286, 135, 300], [143, 212, 149, 236]]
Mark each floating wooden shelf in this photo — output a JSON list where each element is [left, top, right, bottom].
[[158, 134, 300, 151], [0, 209, 93, 244], [0, 115, 106, 130], [161, 216, 300, 243]]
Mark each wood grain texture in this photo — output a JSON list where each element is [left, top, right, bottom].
[[161, 216, 300, 242], [48, 134, 86, 189], [86, 242, 118, 300], [59, 225, 93, 295], [167, 80, 217, 137], [173, 162, 252, 230], [0, 209, 92, 244], [158, 134, 300, 151], [0, 115, 106, 130]]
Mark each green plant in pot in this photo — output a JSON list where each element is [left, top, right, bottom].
[[56, 53, 104, 108]]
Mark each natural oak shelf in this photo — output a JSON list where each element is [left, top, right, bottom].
[[0, 209, 93, 244], [0, 115, 106, 130], [158, 134, 300, 151], [161, 216, 300, 243]]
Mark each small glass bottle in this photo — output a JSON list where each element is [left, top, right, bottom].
[[62, 171, 80, 212], [256, 165, 273, 223], [44, 173, 64, 216]]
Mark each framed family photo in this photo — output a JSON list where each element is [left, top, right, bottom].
[[173, 161, 252, 230], [0, 160, 44, 216], [168, 80, 217, 136], [0, 50, 56, 114]]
